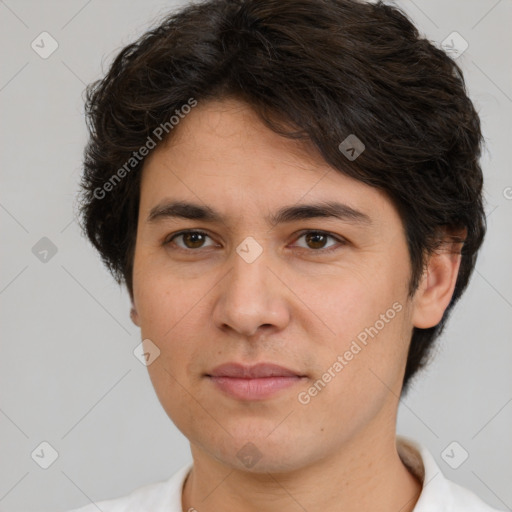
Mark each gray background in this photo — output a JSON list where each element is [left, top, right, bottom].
[[0, 0, 511, 510]]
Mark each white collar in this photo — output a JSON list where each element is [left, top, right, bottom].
[[87, 436, 499, 511], [396, 435, 499, 511]]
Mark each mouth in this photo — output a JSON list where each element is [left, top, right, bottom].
[[205, 362, 308, 401]]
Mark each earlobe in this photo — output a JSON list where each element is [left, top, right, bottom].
[[130, 305, 140, 326], [412, 237, 464, 329]]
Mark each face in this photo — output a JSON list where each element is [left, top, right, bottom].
[[131, 98, 419, 472]]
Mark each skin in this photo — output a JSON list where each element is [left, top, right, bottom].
[[130, 98, 462, 512]]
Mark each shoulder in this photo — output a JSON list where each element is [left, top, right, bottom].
[[62, 462, 193, 512], [443, 478, 504, 512], [64, 479, 168, 512], [397, 436, 504, 512]]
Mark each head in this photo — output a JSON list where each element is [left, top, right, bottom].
[[78, 0, 485, 472]]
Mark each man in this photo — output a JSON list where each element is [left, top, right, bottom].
[[69, 0, 500, 510]]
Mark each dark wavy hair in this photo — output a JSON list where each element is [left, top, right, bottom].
[[78, 0, 486, 393]]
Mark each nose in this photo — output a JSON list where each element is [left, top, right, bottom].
[[211, 245, 291, 338]]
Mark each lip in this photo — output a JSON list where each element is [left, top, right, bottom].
[[206, 363, 307, 401], [208, 362, 304, 379]]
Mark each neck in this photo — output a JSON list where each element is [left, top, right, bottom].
[[182, 429, 422, 512]]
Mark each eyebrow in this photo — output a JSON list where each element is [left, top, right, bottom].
[[147, 199, 372, 227]]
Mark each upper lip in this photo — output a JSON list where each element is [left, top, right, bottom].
[[207, 363, 304, 379]]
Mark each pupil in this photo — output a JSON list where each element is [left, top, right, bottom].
[[307, 232, 325, 249], [186, 233, 204, 248]]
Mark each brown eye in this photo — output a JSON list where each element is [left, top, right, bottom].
[[292, 230, 346, 254], [165, 230, 215, 250], [304, 232, 329, 249]]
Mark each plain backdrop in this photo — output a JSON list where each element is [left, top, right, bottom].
[[1, 0, 511, 511]]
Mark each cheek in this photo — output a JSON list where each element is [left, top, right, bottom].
[[138, 274, 205, 432], [305, 262, 412, 400], [316, 267, 404, 344], [297, 304, 410, 440], [133, 254, 202, 337]]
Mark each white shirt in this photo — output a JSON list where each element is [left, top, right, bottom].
[[66, 436, 502, 512]]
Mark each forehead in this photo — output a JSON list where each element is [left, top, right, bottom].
[[139, 98, 394, 224], [144, 98, 328, 177]]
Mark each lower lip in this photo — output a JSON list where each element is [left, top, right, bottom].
[[207, 376, 304, 400]]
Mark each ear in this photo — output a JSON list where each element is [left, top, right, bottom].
[[412, 230, 465, 329], [130, 303, 140, 326]]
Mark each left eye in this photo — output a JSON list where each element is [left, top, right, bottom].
[[164, 230, 345, 253], [292, 231, 344, 252]]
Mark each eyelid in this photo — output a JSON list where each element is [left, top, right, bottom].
[[164, 230, 217, 248], [291, 229, 347, 253]]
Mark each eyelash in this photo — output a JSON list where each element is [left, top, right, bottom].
[[163, 229, 347, 255]]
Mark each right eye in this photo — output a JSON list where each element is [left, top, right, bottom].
[[164, 230, 218, 251]]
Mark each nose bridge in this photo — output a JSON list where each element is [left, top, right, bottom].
[[231, 242, 268, 299], [212, 237, 289, 336]]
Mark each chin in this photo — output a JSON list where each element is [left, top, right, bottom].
[[201, 428, 317, 474]]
